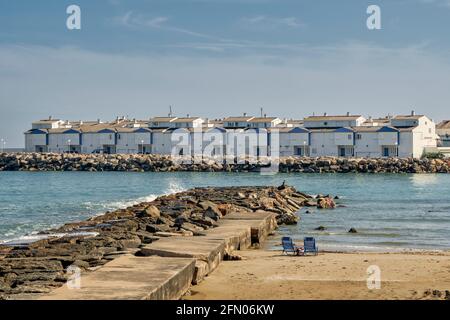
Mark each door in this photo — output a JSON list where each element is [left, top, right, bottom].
[[143, 146, 151, 154], [383, 147, 389, 157], [339, 147, 346, 157]]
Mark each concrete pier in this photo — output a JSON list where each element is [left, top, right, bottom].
[[40, 255, 195, 300], [41, 210, 278, 299], [140, 237, 226, 284], [140, 211, 277, 284]]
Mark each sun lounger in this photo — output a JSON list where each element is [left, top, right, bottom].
[[303, 237, 319, 255], [281, 236, 301, 255]]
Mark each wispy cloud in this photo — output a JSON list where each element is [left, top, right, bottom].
[[117, 11, 221, 40], [241, 15, 305, 29]]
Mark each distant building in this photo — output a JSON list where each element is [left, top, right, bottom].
[[437, 120, 450, 147], [303, 114, 366, 129], [247, 116, 282, 128], [24, 111, 438, 158], [223, 116, 254, 129]]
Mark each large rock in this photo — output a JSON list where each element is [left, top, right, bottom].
[[317, 197, 336, 209], [276, 213, 298, 225], [142, 205, 160, 219], [203, 207, 223, 221]]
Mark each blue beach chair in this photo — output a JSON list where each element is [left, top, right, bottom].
[[281, 237, 300, 255], [303, 237, 319, 255]]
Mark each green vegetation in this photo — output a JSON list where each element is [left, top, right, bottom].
[[422, 152, 445, 160]]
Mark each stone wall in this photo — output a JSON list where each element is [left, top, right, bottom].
[[1, 153, 449, 173]]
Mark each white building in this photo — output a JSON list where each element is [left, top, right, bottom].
[[247, 117, 282, 129], [353, 126, 399, 158], [171, 117, 204, 128], [436, 120, 450, 147], [303, 114, 366, 129], [24, 111, 438, 159], [277, 127, 310, 156], [223, 116, 254, 129]]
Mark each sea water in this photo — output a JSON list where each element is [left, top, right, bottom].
[[0, 171, 449, 251]]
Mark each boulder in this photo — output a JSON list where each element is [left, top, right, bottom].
[[276, 213, 298, 225], [317, 197, 336, 209], [142, 205, 160, 219], [203, 206, 223, 221]]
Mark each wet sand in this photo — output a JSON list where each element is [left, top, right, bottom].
[[184, 249, 450, 300]]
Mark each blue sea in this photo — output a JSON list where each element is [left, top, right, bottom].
[[0, 172, 449, 252]]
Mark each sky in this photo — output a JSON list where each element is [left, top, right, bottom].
[[1, 0, 450, 147]]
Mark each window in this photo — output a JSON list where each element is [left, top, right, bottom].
[[348, 134, 352, 140], [356, 134, 362, 140], [118, 134, 121, 139], [324, 122, 328, 125]]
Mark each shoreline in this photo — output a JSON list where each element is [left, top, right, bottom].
[[183, 240, 450, 300], [265, 234, 449, 254]]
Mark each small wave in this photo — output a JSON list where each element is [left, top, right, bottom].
[[0, 231, 99, 246], [166, 181, 187, 194], [0, 182, 188, 243], [102, 194, 159, 210], [87, 182, 187, 212]]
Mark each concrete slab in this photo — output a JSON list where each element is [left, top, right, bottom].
[[40, 255, 195, 300], [204, 221, 252, 251], [222, 210, 276, 222], [210, 211, 278, 247], [140, 237, 226, 284]]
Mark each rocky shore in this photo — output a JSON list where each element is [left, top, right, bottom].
[[0, 184, 335, 299], [0, 153, 449, 173]]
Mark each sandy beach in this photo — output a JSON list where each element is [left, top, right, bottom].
[[184, 247, 450, 300]]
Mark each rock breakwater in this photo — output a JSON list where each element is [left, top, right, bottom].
[[0, 184, 334, 299], [1, 153, 449, 173]]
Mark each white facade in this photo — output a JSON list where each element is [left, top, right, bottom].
[[304, 115, 366, 129], [171, 117, 204, 128], [223, 116, 254, 128], [309, 131, 334, 157], [24, 113, 438, 159], [247, 117, 282, 128], [31, 119, 64, 130], [25, 130, 48, 152], [47, 132, 81, 153], [116, 129, 152, 154], [278, 128, 309, 156]]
